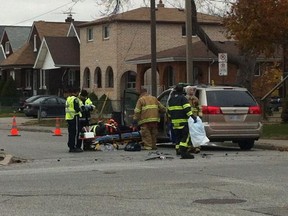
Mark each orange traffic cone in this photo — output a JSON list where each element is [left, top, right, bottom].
[[8, 116, 20, 136], [53, 117, 62, 136]]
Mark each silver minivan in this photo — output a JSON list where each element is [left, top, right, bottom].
[[157, 85, 263, 150]]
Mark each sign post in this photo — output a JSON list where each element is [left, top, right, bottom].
[[218, 53, 228, 76]]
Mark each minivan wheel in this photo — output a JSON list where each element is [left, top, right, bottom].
[[238, 140, 254, 150]]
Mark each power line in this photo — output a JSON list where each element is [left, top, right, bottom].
[[14, 1, 75, 25]]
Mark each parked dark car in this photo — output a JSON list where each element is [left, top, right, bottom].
[[23, 96, 66, 118], [18, 95, 50, 112]]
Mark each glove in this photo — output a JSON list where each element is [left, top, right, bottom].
[[131, 120, 138, 131], [91, 105, 96, 110], [191, 115, 197, 123]]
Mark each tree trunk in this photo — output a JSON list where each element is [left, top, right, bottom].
[[190, 0, 256, 89]]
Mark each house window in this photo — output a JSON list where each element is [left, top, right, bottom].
[[181, 24, 197, 37], [9, 71, 15, 80], [254, 63, 261, 76], [5, 42, 10, 54], [94, 68, 102, 88], [33, 34, 37, 52], [68, 70, 75, 86], [127, 71, 136, 89], [103, 25, 110, 39], [181, 25, 186, 36], [83, 68, 91, 88], [166, 66, 175, 87], [39, 69, 46, 89], [25, 70, 32, 88], [106, 67, 114, 88], [87, 28, 93, 41]]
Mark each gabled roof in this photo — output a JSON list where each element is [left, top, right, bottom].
[[80, 6, 222, 27], [0, 42, 35, 68], [0, 45, 5, 63], [0, 26, 6, 38], [1, 26, 31, 51], [0, 21, 72, 68], [29, 21, 71, 41], [67, 21, 87, 43], [34, 36, 79, 69]]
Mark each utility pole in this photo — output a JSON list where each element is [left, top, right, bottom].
[[151, 0, 157, 96], [186, 0, 193, 84]]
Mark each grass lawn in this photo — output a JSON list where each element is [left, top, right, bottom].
[[262, 123, 288, 139]]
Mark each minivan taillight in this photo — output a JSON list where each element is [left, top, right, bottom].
[[248, 106, 261, 114], [202, 106, 222, 114]]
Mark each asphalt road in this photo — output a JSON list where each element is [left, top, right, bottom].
[[0, 128, 288, 215]]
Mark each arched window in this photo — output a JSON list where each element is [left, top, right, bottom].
[[166, 66, 175, 87], [127, 71, 136, 89], [94, 67, 102, 88], [83, 67, 90, 88], [105, 66, 114, 88]]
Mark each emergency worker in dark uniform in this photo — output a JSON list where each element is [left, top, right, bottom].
[[65, 88, 83, 153], [167, 84, 197, 159], [77, 90, 95, 149], [133, 88, 166, 150]]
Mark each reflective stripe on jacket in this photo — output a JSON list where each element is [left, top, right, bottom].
[[134, 93, 166, 126], [167, 94, 192, 129]]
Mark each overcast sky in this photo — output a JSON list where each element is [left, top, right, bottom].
[[0, 0, 147, 26]]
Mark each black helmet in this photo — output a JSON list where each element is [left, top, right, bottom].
[[80, 89, 88, 97], [174, 84, 184, 93], [124, 142, 141, 151]]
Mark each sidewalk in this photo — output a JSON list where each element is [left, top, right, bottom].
[[0, 117, 287, 150]]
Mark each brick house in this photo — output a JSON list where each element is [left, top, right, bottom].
[[127, 40, 282, 97], [79, 3, 229, 111]]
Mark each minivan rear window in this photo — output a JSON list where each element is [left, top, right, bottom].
[[206, 90, 257, 107]]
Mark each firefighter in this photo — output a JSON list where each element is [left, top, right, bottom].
[[185, 86, 200, 116], [185, 85, 201, 154], [65, 88, 83, 153], [133, 88, 166, 150], [167, 84, 197, 159]]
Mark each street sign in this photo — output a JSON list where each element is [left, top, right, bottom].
[[218, 53, 227, 63], [219, 62, 228, 76]]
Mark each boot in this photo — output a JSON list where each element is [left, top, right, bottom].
[[176, 148, 180, 156], [189, 146, 201, 154], [179, 146, 194, 159]]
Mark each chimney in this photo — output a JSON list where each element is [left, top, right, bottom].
[[65, 14, 74, 23], [157, 0, 164, 8]]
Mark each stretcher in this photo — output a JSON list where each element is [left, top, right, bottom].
[[80, 119, 142, 151]]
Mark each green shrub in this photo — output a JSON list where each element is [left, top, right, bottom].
[[0, 76, 19, 106], [88, 92, 98, 106], [98, 94, 113, 114], [0, 78, 5, 94]]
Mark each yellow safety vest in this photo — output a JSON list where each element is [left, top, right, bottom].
[[65, 96, 82, 120]]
